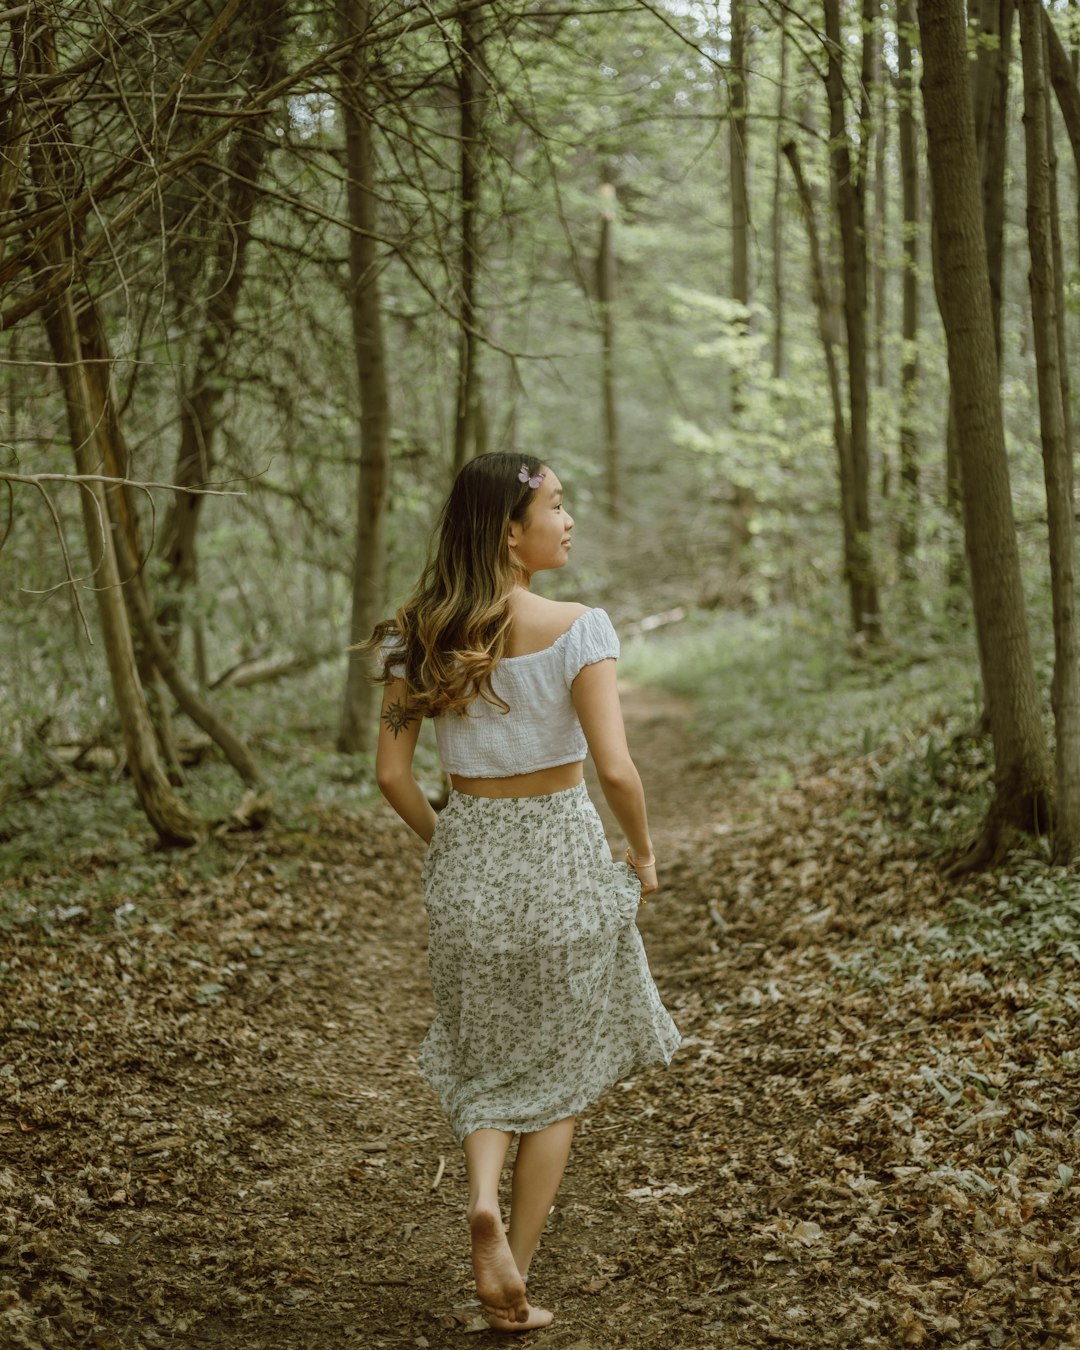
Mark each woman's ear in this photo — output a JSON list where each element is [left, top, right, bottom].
[[507, 518, 523, 548]]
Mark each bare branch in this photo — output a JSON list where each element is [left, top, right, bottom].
[[26, 477, 94, 643], [0, 471, 245, 495]]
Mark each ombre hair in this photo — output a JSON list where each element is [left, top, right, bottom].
[[365, 452, 546, 717]]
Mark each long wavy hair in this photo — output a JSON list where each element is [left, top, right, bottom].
[[365, 452, 546, 717]]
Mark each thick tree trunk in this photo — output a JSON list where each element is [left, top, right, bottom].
[[597, 182, 619, 519], [896, 0, 920, 586], [917, 0, 1053, 863], [158, 5, 287, 652], [452, 8, 483, 475], [823, 0, 882, 638], [783, 140, 857, 600], [1019, 0, 1080, 860], [337, 0, 391, 754], [771, 20, 788, 379]]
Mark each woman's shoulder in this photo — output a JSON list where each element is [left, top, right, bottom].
[[505, 596, 598, 657]]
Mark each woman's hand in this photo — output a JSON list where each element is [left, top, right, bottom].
[[626, 849, 658, 900]]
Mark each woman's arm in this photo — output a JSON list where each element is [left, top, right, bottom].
[[374, 678, 439, 843], [571, 659, 657, 895]]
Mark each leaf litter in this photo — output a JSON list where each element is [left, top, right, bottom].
[[1, 687, 1078, 1347]]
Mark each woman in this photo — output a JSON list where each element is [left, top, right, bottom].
[[369, 452, 679, 1331]]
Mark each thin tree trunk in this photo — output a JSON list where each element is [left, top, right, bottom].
[[916, 0, 1053, 864], [1045, 0, 1080, 310], [729, 0, 750, 320], [783, 140, 857, 605], [1019, 0, 1080, 860], [771, 20, 788, 379], [47, 306, 204, 844], [971, 0, 1015, 362], [452, 8, 483, 475], [872, 22, 889, 396], [72, 242, 267, 795], [1046, 24, 1074, 476], [78, 309, 185, 783], [823, 0, 882, 638], [897, 0, 920, 587], [337, 0, 391, 754], [597, 182, 619, 519], [1046, 7, 1080, 177], [158, 4, 287, 653], [23, 10, 202, 846]]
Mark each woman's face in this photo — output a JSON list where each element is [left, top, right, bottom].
[[507, 468, 574, 577]]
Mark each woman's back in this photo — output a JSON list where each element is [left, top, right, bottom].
[[433, 602, 620, 780]]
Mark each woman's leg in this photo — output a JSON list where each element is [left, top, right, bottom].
[[507, 1117, 576, 1279], [463, 1128, 554, 1331]]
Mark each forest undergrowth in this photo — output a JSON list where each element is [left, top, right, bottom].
[[2, 619, 1079, 1348]]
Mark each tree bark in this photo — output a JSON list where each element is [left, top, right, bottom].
[[916, 0, 1053, 863], [896, 0, 920, 586], [597, 182, 619, 519], [771, 19, 788, 380], [823, 0, 882, 638], [871, 18, 889, 395], [23, 10, 202, 846], [970, 0, 1015, 363], [783, 139, 857, 602], [337, 0, 391, 754], [49, 318, 204, 843], [729, 0, 750, 318], [158, 3, 288, 654], [1019, 0, 1080, 860], [1046, 6, 1080, 177], [452, 8, 484, 475]]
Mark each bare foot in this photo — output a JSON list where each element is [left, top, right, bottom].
[[486, 1304, 554, 1333], [469, 1204, 528, 1325]]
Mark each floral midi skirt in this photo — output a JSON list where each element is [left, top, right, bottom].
[[417, 782, 680, 1144]]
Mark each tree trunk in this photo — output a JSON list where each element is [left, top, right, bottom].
[[916, 0, 1053, 863], [1046, 6, 1080, 178], [1019, 0, 1080, 860], [23, 10, 202, 846], [337, 0, 391, 754], [452, 8, 484, 476], [871, 19, 889, 396], [157, 4, 287, 653], [823, 0, 882, 638], [41, 288, 204, 844], [729, 0, 750, 325], [896, 0, 920, 587], [597, 182, 619, 519], [771, 19, 788, 379], [783, 140, 857, 610], [970, 0, 1015, 362]]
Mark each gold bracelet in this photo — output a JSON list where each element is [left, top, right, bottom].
[[626, 847, 656, 869]]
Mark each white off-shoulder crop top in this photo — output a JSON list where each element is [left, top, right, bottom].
[[386, 607, 620, 778]]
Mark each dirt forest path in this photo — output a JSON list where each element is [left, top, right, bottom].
[[4, 683, 1079, 1348]]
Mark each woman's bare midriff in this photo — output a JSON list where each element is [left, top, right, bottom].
[[450, 760, 584, 799]]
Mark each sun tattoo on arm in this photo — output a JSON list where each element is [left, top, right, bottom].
[[381, 699, 415, 738]]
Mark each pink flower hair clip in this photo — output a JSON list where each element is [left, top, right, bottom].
[[518, 465, 545, 490]]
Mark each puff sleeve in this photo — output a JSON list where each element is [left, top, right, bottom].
[[562, 608, 620, 687]]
